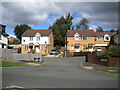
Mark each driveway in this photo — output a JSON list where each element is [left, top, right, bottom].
[[2, 56, 118, 88]]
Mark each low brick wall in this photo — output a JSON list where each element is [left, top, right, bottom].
[[86, 53, 120, 67], [1, 48, 42, 61]]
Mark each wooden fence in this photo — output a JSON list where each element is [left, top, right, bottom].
[[86, 53, 120, 67]]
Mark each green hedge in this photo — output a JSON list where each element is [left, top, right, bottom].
[[96, 46, 120, 57]]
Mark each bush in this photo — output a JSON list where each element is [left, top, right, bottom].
[[28, 49, 36, 54], [96, 46, 120, 57], [18, 47, 21, 53]]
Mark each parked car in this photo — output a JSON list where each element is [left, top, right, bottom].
[[50, 49, 59, 55]]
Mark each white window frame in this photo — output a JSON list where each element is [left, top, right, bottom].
[[36, 36, 40, 41], [70, 45, 74, 50], [83, 45, 87, 50], [82, 36, 87, 41], [104, 34, 110, 41], [24, 45, 28, 50], [30, 36, 33, 41], [97, 36, 102, 41], [74, 33, 80, 41]]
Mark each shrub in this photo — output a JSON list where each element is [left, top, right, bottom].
[[18, 47, 21, 53], [28, 49, 36, 54], [96, 46, 120, 57]]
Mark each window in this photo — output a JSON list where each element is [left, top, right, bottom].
[[36, 36, 40, 41], [41, 45, 46, 50], [30, 36, 33, 41], [75, 37, 79, 41], [74, 33, 79, 41], [83, 36, 87, 41], [24, 45, 28, 50], [83, 45, 87, 50], [70, 45, 74, 50], [97, 36, 102, 41], [104, 34, 110, 41]]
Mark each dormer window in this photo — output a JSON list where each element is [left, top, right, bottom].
[[74, 33, 80, 41], [36, 36, 40, 41], [35, 32, 41, 41], [104, 34, 110, 41]]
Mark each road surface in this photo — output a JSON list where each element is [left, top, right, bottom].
[[2, 57, 118, 88]]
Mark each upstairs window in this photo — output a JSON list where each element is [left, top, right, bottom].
[[70, 45, 74, 50], [104, 34, 110, 41], [83, 36, 87, 41], [74, 33, 80, 41], [30, 36, 33, 41], [97, 36, 102, 41], [36, 36, 40, 41]]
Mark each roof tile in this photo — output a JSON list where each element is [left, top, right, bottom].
[[22, 29, 52, 37]]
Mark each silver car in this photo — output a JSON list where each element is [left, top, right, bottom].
[[50, 50, 59, 55]]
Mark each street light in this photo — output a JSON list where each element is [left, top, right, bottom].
[[65, 36, 67, 57]]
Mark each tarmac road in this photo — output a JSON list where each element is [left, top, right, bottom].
[[2, 57, 118, 88]]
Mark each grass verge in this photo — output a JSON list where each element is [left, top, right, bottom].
[[96, 68, 120, 74], [0, 61, 30, 67]]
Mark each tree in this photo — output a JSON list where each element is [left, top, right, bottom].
[[74, 18, 89, 30], [96, 26, 103, 32], [14, 24, 31, 43], [110, 29, 115, 32], [49, 12, 74, 46]]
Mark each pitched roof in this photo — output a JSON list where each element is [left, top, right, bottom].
[[95, 31, 116, 36], [67, 30, 95, 36], [67, 30, 117, 37], [22, 29, 52, 37]]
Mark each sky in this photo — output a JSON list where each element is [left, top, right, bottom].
[[0, 0, 119, 36]]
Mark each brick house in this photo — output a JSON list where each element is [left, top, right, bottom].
[[66, 30, 116, 53], [21, 29, 54, 54]]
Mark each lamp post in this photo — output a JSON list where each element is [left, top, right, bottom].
[[65, 36, 67, 57], [45, 41, 47, 54]]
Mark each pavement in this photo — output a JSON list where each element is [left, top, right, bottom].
[[81, 61, 119, 70], [2, 56, 119, 88]]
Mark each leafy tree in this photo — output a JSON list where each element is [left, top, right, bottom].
[[74, 18, 89, 30], [49, 12, 74, 46], [14, 24, 31, 43], [110, 29, 115, 32], [96, 26, 103, 32]]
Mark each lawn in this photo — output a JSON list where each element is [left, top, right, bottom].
[[96, 68, 120, 74], [0, 61, 30, 67]]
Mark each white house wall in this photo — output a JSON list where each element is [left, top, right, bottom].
[[0, 35, 8, 45], [22, 36, 49, 45]]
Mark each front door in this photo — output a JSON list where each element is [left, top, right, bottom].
[[89, 47, 93, 53], [36, 47, 40, 53], [76, 46, 80, 52]]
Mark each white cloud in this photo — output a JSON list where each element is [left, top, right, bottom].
[[89, 25, 98, 32], [1, 1, 118, 29]]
